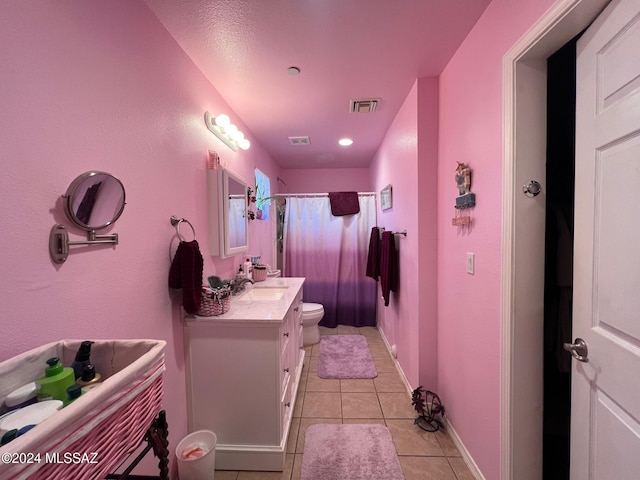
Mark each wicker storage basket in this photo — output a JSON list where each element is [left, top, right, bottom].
[[198, 286, 231, 316], [0, 339, 165, 480], [252, 265, 267, 282]]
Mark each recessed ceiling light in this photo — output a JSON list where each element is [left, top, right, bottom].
[[287, 66, 301, 76], [338, 138, 353, 146]]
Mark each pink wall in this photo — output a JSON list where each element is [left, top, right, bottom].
[[436, 0, 554, 478], [279, 168, 372, 193], [416, 77, 440, 391], [369, 1, 559, 477], [0, 2, 279, 475], [370, 78, 439, 391], [370, 82, 419, 386], [370, 82, 415, 388]]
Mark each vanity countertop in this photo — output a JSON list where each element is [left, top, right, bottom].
[[186, 277, 305, 324]]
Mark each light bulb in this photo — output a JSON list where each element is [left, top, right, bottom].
[[226, 124, 238, 138], [232, 130, 245, 142], [215, 114, 230, 128], [239, 138, 251, 150], [338, 138, 353, 146]]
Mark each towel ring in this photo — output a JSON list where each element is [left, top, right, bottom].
[[170, 215, 196, 242]]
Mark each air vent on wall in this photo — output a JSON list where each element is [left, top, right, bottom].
[[350, 98, 379, 113], [289, 136, 311, 145]]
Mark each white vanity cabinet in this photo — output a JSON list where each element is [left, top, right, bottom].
[[183, 278, 305, 471]]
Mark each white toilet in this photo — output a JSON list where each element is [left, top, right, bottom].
[[302, 303, 324, 346]]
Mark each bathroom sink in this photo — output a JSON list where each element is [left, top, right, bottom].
[[236, 286, 289, 302]]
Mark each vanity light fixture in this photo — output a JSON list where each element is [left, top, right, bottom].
[[338, 138, 354, 146], [204, 111, 251, 152]]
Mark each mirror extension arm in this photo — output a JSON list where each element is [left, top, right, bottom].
[[49, 225, 119, 264]]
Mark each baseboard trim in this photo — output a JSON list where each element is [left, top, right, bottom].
[[378, 327, 414, 395], [378, 327, 484, 479], [214, 443, 286, 471], [445, 418, 486, 480]]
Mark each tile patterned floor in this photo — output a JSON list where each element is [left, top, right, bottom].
[[215, 326, 475, 480]]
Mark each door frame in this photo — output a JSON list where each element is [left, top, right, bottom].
[[500, 0, 610, 478]]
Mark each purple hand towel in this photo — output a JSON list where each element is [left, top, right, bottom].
[[380, 231, 398, 306], [329, 191, 360, 216], [168, 240, 204, 314], [366, 227, 380, 280]]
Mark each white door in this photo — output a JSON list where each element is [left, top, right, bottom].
[[572, 0, 640, 478]]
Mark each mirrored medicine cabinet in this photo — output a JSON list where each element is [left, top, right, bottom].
[[207, 166, 249, 258]]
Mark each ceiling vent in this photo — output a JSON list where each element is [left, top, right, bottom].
[[350, 99, 379, 113], [289, 136, 311, 145]]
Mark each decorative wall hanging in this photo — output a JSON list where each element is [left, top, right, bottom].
[[380, 184, 393, 211], [452, 162, 475, 226]]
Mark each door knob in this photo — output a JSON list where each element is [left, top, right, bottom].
[[522, 180, 542, 197], [563, 338, 589, 362]]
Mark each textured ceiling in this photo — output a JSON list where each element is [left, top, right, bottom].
[[144, 0, 491, 169]]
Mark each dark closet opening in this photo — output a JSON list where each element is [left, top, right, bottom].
[[543, 33, 581, 480]]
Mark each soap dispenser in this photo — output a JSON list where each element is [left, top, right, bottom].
[[76, 364, 102, 388], [36, 357, 75, 402], [71, 341, 94, 380]]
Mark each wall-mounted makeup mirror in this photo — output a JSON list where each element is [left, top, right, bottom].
[[207, 166, 249, 258], [49, 171, 126, 264]]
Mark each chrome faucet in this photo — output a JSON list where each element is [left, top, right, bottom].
[[232, 277, 254, 295]]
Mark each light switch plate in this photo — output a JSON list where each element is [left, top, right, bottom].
[[466, 253, 475, 275]]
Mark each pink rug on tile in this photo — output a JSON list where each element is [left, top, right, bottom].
[[301, 424, 403, 480], [317, 335, 377, 379]]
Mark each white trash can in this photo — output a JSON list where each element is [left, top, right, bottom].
[[176, 430, 217, 480]]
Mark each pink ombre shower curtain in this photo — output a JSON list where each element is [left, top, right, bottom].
[[283, 194, 377, 328]]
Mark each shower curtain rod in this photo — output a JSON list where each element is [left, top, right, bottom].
[[273, 192, 376, 198]]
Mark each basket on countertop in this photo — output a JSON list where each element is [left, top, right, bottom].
[[252, 264, 267, 282], [198, 285, 232, 316]]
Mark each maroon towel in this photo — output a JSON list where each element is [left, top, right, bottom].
[[328, 192, 360, 216], [366, 227, 380, 280], [380, 231, 398, 306], [168, 240, 204, 314]]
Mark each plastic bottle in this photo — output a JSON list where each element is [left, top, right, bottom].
[[71, 341, 94, 380], [1, 424, 37, 445], [0, 429, 18, 446], [76, 364, 102, 387], [0, 400, 63, 436], [63, 384, 84, 407], [35, 357, 76, 402], [244, 258, 252, 279], [4, 382, 40, 411]]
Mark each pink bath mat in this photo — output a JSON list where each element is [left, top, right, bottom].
[[301, 424, 403, 480], [317, 335, 377, 379]]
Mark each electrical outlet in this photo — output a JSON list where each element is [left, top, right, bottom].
[[466, 253, 475, 275]]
